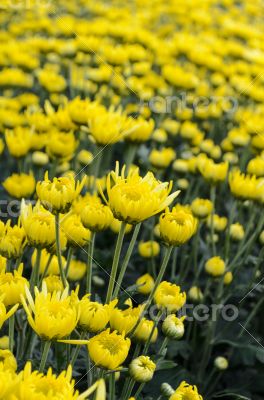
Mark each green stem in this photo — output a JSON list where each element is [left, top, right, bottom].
[[9, 313, 15, 353], [70, 332, 86, 367], [224, 199, 236, 262], [170, 248, 178, 280], [86, 232, 95, 294], [91, 146, 103, 194], [40, 253, 53, 283], [113, 223, 141, 298], [39, 341, 51, 372], [134, 383, 145, 399], [158, 337, 169, 356], [125, 143, 137, 171], [143, 309, 163, 354], [106, 222, 126, 303], [30, 247, 41, 293], [109, 372, 116, 400], [55, 214, 67, 288]]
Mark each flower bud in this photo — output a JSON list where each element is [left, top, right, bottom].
[[230, 223, 244, 241], [32, 151, 49, 166], [162, 315, 185, 340], [161, 383, 174, 397], [188, 286, 204, 302], [129, 356, 156, 382], [205, 256, 226, 277], [214, 356, 228, 370], [224, 271, 233, 285]]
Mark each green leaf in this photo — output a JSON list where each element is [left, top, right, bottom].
[[156, 359, 177, 370]]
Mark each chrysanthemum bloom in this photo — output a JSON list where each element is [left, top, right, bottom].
[[5, 126, 32, 158], [32, 151, 49, 166], [21, 284, 79, 340], [228, 170, 263, 201], [0, 362, 18, 398], [0, 335, 9, 349], [31, 249, 66, 276], [169, 381, 203, 400], [247, 156, 264, 177], [188, 286, 204, 302], [68, 97, 94, 125], [132, 318, 158, 343], [207, 214, 227, 232], [198, 156, 228, 184], [88, 329, 131, 370], [0, 221, 26, 259], [191, 198, 213, 219], [37, 172, 86, 214], [0, 264, 28, 306], [79, 296, 117, 333], [149, 147, 176, 169], [46, 130, 77, 162], [43, 275, 64, 293], [0, 349, 17, 371], [67, 260, 86, 281], [224, 271, 233, 285], [205, 256, 226, 277], [154, 281, 186, 313], [129, 356, 156, 382], [0, 295, 18, 330], [81, 203, 113, 232], [21, 201, 56, 249], [136, 274, 154, 295], [138, 241, 160, 258], [159, 205, 197, 246], [102, 163, 180, 224], [62, 214, 91, 247], [162, 315, 185, 340], [77, 149, 93, 166], [110, 299, 143, 335], [125, 117, 154, 143], [229, 223, 244, 241], [72, 193, 102, 215], [3, 172, 35, 199]]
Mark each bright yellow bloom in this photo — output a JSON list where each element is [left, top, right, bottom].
[[136, 274, 154, 295], [43, 275, 64, 293], [62, 214, 91, 247], [125, 117, 154, 143], [0, 264, 28, 306], [102, 163, 179, 224], [154, 281, 186, 312], [159, 205, 197, 246], [110, 299, 143, 335], [67, 260, 86, 281], [191, 198, 213, 219], [5, 126, 32, 158], [32, 151, 49, 166], [0, 349, 17, 371], [149, 147, 176, 169], [188, 286, 204, 302], [77, 149, 93, 166], [229, 170, 263, 201], [3, 172, 35, 199], [0, 336, 9, 349], [205, 256, 226, 277], [72, 193, 102, 215], [162, 315, 185, 340], [230, 223, 244, 241], [79, 296, 117, 333], [169, 381, 203, 400], [207, 214, 227, 232], [31, 249, 66, 276], [0, 295, 19, 330], [224, 271, 233, 285], [0, 221, 26, 259], [21, 284, 79, 340], [247, 156, 264, 177], [21, 201, 56, 249], [81, 203, 113, 232], [129, 356, 156, 382], [132, 318, 158, 343], [37, 172, 86, 214], [138, 241, 160, 258], [198, 156, 228, 184], [88, 329, 131, 370], [46, 131, 77, 162], [0, 362, 18, 398]]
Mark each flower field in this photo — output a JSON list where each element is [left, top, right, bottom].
[[0, 0, 264, 399]]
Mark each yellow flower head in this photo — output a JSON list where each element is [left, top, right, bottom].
[[149, 147, 176, 169], [37, 172, 86, 214], [154, 281, 186, 312], [79, 296, 117, 333], [125, 117, 154, 143], [62, 213, 91, 247], [191, 198, 213, 219], [229, 170, 263, 201], [132, 318, 158, 343], [136, 274, 155, 295], [198, 156, 228, 184], [0, 295, 19, 330], [3, 172, 36, 199], [224, 271, 233, 285], [230, 223, 244, 241], [188, 286, 204, 303], [110, 299, 143, 335], [207, 214, 227, 232], [110, 218, 133, 234], [21, 283, 79, 340], [5, 126, 32, 158], [0, 264, 28, 306], [68, 97, 92, 125], [46, 131, 77, 162], [102, 163, 180, 224], [159, 205, 197, 246], [162, 314, 185, 340], [88, 329, 131, 370], [138, 241, 160, 258], [129, 356, 156, 382], [31, 249, 66, 276], [0, 221, 26, 259], [21, 201, 56, 249], [205, 256, 226, 277], [81, 203, 113, 232], [43, 275, 64, 293], [169, 381, 203, 400], [67, 260, 86, 281], [72, 193, 102, 215], [0, 349, 17, 371], [0, 362, 18, 398]]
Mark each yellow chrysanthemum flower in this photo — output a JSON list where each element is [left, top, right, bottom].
[[5, 126, 32, 158], [0, 264, 28, 306], [110, 299, 143, 335], [3, 172, 36, 199], [229, 170, 263, 201], [132, 318, 158, 343], [0, 221, 26, 259], [0, 349, 17, 371], [136, 274, 155, 295], [0, 295, 19, 330], [62, 214, 91, 247], [79, 296, 117, 333], [138, 241, 160, 258], [191, 198, 213, 219], [81, 203, 113, 232], [169, 381, 203, 400], [205, 256, 226, 277], [129, 356, 156, 382], [154, 281, 186, 312]]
